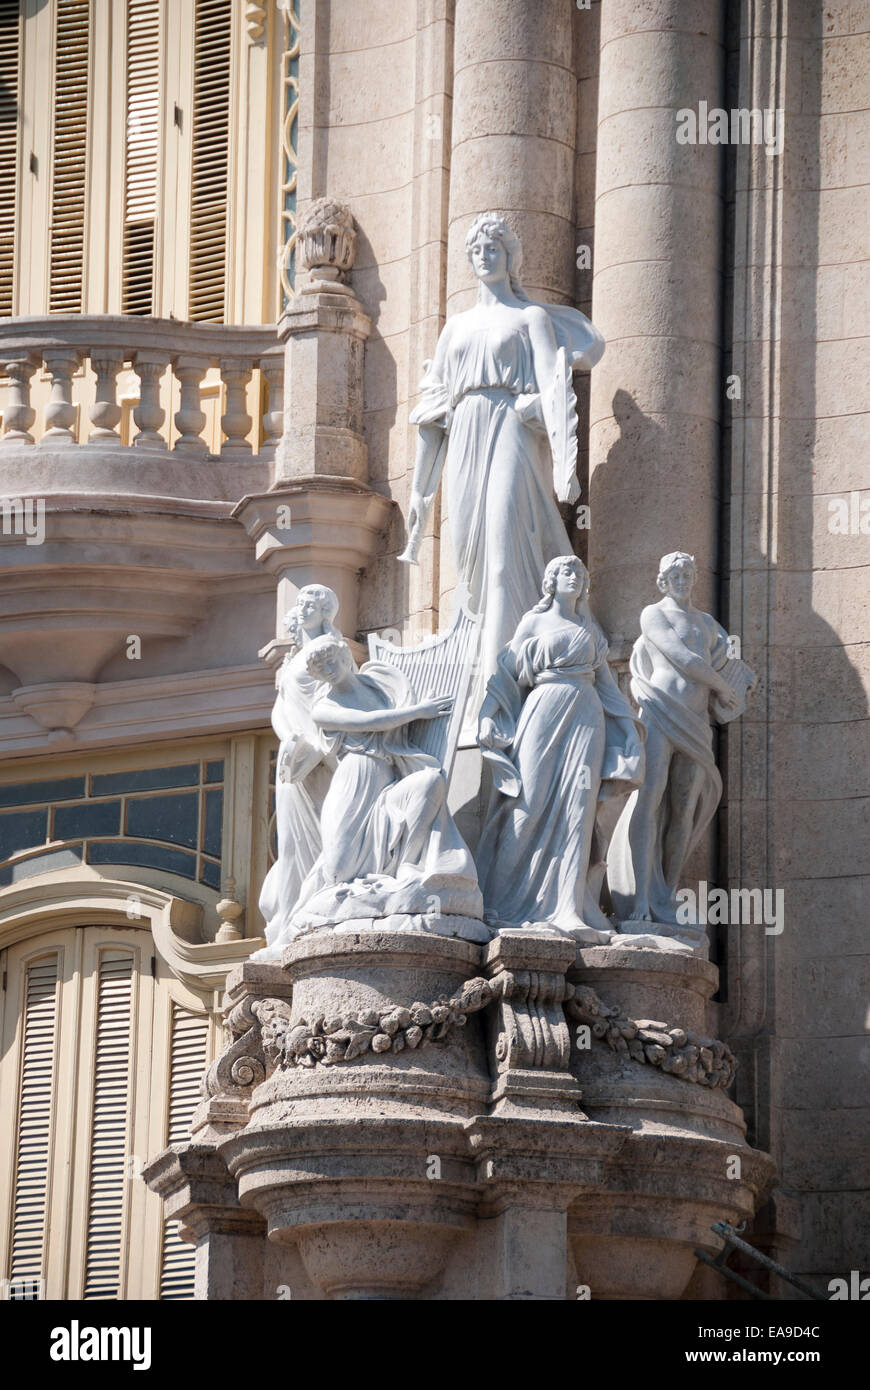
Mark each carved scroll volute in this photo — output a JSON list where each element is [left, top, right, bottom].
[[494, 969, 573, 1073], [202, 996, 292, 1100]]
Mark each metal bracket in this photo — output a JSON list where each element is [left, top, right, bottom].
[[694, 1221, 826, 1301]]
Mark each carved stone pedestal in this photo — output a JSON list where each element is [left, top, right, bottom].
[[565, 946, 776, 1299], [144, 926, 774, 1300]]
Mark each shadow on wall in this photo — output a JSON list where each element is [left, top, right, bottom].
[[351, 216, 407, 640], [718, 4, 869, 1292]]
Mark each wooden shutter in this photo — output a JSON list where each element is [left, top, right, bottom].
[[82, 950, 134, 1300], [188, 0, 231, 323], [159, 1003, 209, 1299], [122, 0, 160, 314], [49, 0, 90, 314], [9, 955, 59, 1285], [0, 0, 20, 317]]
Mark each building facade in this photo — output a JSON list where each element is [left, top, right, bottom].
[[0, 0, 867, 1300]]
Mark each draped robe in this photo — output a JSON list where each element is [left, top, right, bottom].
[[476, 618, 644, 932]]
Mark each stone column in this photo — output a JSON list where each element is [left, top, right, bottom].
[[588, 0, 725, 647], [447, 0, 578, 315]]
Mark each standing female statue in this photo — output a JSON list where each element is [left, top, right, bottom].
[[254, 585, 344, 959], [400, 213, 605, 715], [476, 556, 644, 942]]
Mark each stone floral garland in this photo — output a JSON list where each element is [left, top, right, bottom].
[[256, 976, 496, 1070], [566, 984, 737, 1090]]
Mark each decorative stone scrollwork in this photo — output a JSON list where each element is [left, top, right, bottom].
[[566, 984, 737, 1090], [257, 976, 495, 1071], [494, 969, 573, 1073], [202, 996, 292, 1099]]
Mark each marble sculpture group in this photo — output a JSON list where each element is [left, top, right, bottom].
[[254, 213, 755, 963]]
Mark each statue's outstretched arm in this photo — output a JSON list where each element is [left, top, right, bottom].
[[312, 694, 452, 735]]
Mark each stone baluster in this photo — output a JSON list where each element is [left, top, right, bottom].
[[88, 356, 124, 444], [132, 352, 169, 447], [260, 354, 284, 451], [173, 356, 209, 455], [219, 357, 252, 456], [1, 357, 37, 444], [41, 350, 81, 443]]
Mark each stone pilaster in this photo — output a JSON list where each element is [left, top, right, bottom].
[[238, 197, 393, 648]]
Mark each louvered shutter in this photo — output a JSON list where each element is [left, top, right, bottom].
[[0, 0, 20, 317], [159, 1003, 209, 1299], [9, 955, 59, 1287], [122, 0, 160, 315], [49, 0, 89, 314], [82, 950, 134, 1300], [188, 0, 231, 323]]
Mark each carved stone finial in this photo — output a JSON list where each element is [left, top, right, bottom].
[[298, 198, 357, 290]]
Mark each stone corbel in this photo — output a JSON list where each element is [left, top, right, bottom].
[[233, 484, 392, 660], [483, 933, 585, 1118], [192, 961, 293, 1138]]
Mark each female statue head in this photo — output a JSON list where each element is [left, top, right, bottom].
[[303, 633, 353, 685], [534, 554, 589, 612], [284, 584, 341, 648], [465, 213, 527, 299], [656, 552, 696, 597]]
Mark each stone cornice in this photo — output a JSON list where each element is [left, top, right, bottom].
[[0, 661, 273, 757]]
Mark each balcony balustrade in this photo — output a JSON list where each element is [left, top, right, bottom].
[[0, 316, 283, 456]]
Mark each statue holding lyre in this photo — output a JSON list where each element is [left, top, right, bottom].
[[254, 584, 344, 961], [263, 602, 486, 945]]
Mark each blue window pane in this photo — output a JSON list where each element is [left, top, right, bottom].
[[88, 841, 196, 879], [53, 800, 121, 840], [0, 845, 83, 886], [200, 858, 221, 890], [203, 789, 222, 857], [0, 809, 47, 859], [0, 776, 85, 808], [204, 761, 224, 784], [126, 793, 198, 849], [91, 764, 199, 796]]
